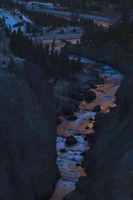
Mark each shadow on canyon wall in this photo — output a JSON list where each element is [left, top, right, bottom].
[[0, 55, 59, 200]]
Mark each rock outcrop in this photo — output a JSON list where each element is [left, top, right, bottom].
[[64, 72, 133, 200], [0, 57, 59, 200], [65, 136, 78, 146], [84, 72, 133, 200]]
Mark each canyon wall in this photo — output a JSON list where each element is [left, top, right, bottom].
[[0, 58, 59, 200], [71, 72, 133, 200]]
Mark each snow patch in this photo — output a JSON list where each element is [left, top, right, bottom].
[[0, 8, 32, 33]]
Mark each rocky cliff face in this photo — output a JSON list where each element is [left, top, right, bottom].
[[82, 72, 133, 200], [0, 57, 59, 200]]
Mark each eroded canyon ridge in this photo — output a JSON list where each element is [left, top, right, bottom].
[[0, 0, 133, 200]]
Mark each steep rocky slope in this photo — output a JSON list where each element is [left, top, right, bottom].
[[64, 72, 133, 200], [0, 56, 59, 200], [81, 72, 133, 200]]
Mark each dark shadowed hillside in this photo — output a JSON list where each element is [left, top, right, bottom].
[[85, 72, 133, 200], [0, 55, 59, 200]]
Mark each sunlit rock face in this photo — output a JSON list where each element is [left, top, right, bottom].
[[0, 60, 58, 200]]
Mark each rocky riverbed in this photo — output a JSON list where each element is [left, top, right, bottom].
[[50, 58, 123, 200]]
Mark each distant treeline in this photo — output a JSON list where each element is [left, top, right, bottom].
[[81, 17, 133, 63], [18, 4, 80, 27], [1, 0, 133, 11], [9, 30, 82, 78]]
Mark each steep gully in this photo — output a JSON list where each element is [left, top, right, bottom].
[[50, 57, 123, 200]]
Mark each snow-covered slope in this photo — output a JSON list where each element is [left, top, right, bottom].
[[0, 8, 32, 32]]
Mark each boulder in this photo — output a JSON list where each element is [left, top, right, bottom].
[[93, 105, 101, 112], [85, 126, 90, 130], [62, 100, 79, 115], [60, 148, 67, 153], [84, 90, 96, 103], [65, 135, 78, 146]]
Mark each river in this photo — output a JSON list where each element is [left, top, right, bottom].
[[50, 58, 123, 200]]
